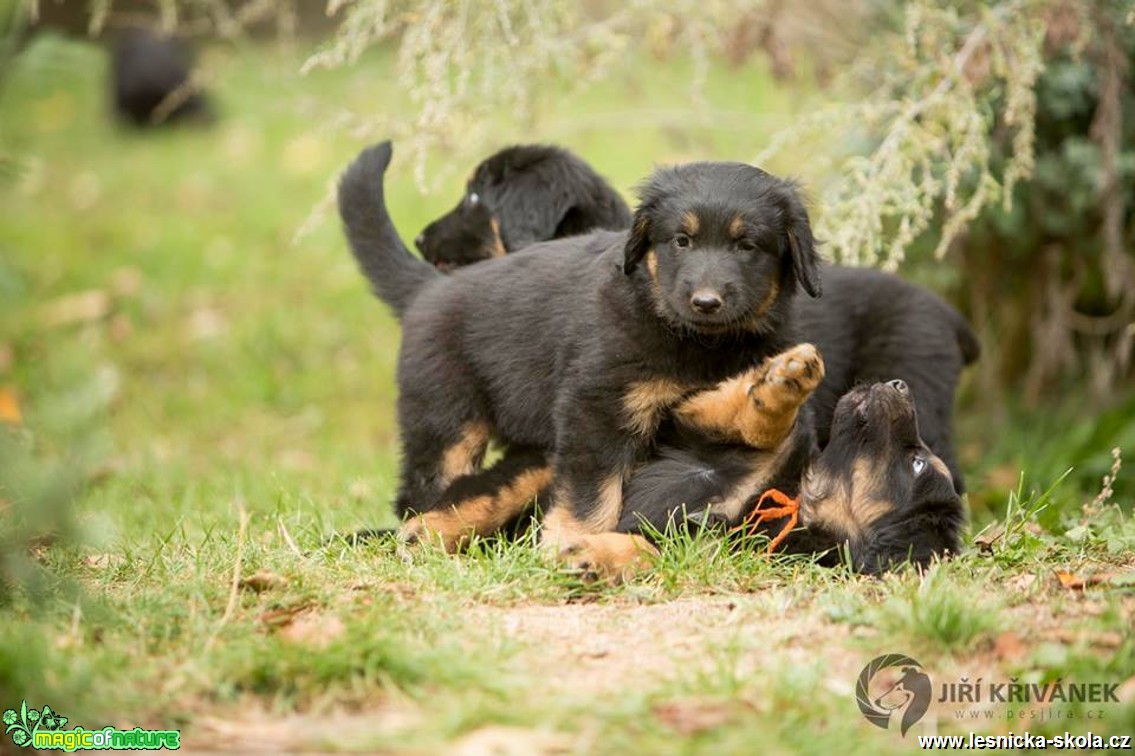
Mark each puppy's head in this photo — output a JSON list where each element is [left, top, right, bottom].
[[622, 162, 821, 335], [415, 145, 587, 269], [800, 380, 964, 574]]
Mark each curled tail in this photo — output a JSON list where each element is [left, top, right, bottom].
[[338, 141, 438, 317]]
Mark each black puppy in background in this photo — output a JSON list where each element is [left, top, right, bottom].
[[110, 27, 212, 127], [414, 144, 630, 269]]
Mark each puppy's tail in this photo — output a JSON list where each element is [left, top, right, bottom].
[[338, 141, 438, 317]]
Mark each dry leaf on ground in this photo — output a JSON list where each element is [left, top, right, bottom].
[[239, 569, 288, 593]]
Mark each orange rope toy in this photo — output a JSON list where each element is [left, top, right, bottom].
[[729, 488, 800, 554]]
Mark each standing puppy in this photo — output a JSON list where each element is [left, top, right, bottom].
[[415, 145, 631, 269], [338, 142, 821, 577]]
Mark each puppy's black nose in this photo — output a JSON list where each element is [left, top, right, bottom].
[[690, 290, 723, 314], [414, 233, 426, 251], [887, 379, 908, 394]]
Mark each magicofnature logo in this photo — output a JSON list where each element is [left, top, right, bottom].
[[856, 654, 932, 737], [4, 700, 180, 751]]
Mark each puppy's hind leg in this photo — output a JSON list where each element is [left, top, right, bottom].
[[400, 446, 552, 552]]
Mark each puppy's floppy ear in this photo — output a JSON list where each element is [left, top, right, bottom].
[[622, 205, 654, 275], [777, 184, 822, 298], [507, 193, 576, 250]]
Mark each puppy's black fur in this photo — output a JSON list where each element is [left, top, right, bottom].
[[619, 380, 964, 574], [412, 149, 979, 492], [797, 266, 980, 492], [339, 141, 821, 539], [415, 144, 630, 269], [110, 28, 211, 127]]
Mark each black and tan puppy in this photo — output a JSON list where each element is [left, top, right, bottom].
[[338, 141, 821, 575], [414, 145, 631, 269], [413, 151, 978, 490], [618, 375, 965, 575]]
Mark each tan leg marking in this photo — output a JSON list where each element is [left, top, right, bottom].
[[673, 343, 824, 449], [439, 422, 491, 487], [558, 532, 659, 585], [622, 377, 688, 437], [402, 465, 552, 552]]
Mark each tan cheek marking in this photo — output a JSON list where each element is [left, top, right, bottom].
[[622, 377, 688, 437], [645, 248, 659, 284], [488, 216, 507, 257], [439, 422, 491, 486], [800, 458, 895, 540]]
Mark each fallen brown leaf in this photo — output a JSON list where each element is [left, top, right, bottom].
[[653, 697, 752, 736], [1054, 570, 1133, 590], [0, 387, 22, 425], [974, 524, 1005, 555], [239, 569, 287, 593]]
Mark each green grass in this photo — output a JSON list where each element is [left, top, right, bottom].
[[1, 31, 1134, 753]]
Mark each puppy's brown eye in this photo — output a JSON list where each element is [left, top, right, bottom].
[[736, 240, 758, 253], [674, 234, 691, 249]]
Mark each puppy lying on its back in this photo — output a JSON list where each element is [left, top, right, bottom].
[[618, 364, 965, 576], [414, 144, 631, 269]]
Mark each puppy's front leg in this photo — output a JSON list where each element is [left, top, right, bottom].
[[673, 343, 824, 449], [541, 389, 667, 583]]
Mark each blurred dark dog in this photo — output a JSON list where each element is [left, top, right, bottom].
[[619, 367, 964, 575], [339, 141, 821, 580], [414, 144, 630, 269], [110, 27, 212, 127]]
